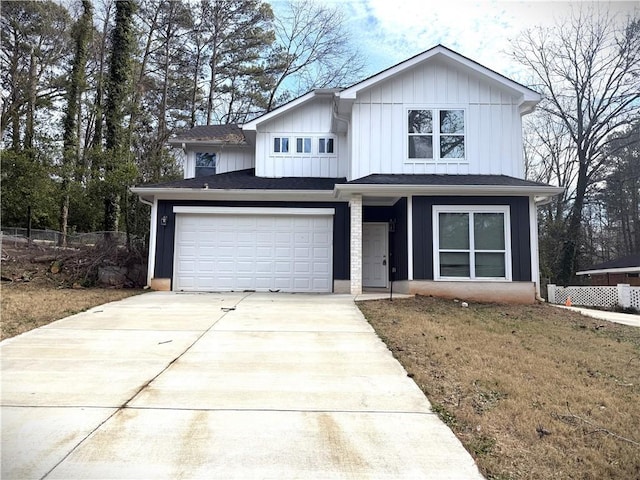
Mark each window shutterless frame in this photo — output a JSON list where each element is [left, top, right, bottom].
[[296, 137, 312, 154], [318, 137, 335, 154], [432, 205, 511, 281], [273, 136, 290, 154], [195, 152, 217, 177], [407, 107, 466, 162]]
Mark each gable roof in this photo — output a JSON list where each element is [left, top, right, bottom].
[[339, 44, 540, 107], [167, 124, 247, 146], [576, 254, 640, 275], [169, 44, 541, 143], [242, 89, 340, 131]]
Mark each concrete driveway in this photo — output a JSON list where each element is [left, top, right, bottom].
[[1, 292, 482, 479]]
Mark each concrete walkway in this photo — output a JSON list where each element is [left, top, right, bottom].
[[552, 304, 640, 327], [1, 292, 482, 479]]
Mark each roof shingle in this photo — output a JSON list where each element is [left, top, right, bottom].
[[168, 124, 246, 144], [136, 169, 346, 190], [581, 254, 640, 272], [345, 174, 554, 188]]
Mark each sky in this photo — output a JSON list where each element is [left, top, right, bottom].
[[278, 0, 639, 83]]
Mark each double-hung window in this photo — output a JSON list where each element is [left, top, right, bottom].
[[296, 137, 312, 153], [408, 109, 465, 160], [195, 152, 216, 177], [318, 137, 334, 154], [274, 137, 289, 153], [434, 206, 511, 280]]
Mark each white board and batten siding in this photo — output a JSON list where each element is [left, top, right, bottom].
[[185, 148, 254, 177], [216, 148, 255, 174], [255, 97, 349, 178], [350, 58, 525, 180]]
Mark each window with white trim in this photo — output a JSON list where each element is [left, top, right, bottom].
[[273, 137, 290, 153], [318, 137, 334, 154], [408, 109, 465, 160], [195, 152, 216, 177], [296, 137, 312, 153], [433, 206, 511, 280]]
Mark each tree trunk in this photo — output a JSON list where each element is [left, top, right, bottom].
[[24, 50, 37, 150], [206, 44, 217, 125], [558, 157, 589, 285], [60, 193, 69, 247]]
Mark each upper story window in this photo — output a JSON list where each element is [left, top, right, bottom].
[[318, 137, 334, 154], [408, 109, 465, 160], [296, 137, 312, 153], [195, 152, 216, 177], [433, 206, 511, 281], [274, 137, 289, 153], [271, 134, 337, 156]]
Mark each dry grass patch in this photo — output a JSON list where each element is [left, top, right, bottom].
[[1, 282, 143, 340], [358, 296, 640, 480]]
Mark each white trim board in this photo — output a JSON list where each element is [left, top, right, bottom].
[[172, 206, 335, 216]]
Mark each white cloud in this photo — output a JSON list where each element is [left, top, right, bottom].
[[337, 0, 638, 80]]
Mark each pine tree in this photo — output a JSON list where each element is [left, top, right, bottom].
[[60, 0, 93, 246], [103, 0, 137, 235]]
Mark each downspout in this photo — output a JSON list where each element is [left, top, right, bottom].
[[529, 196, 543, 301], [532, 193, 561, 301], [332, 96, 351, 180]]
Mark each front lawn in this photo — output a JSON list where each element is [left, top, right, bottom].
[[1, 282, 143, 340], [358, 296, 640, 480]]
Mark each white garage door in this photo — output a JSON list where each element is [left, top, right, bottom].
[[173, 208, 333, 292]]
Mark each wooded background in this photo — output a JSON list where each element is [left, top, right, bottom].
[[1, 1, 638, 285]]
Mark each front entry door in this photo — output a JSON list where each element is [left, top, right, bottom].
[[363, 223, 388, 287]]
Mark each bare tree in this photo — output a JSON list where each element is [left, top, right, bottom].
[[512, 7, 640, 284], [266, 0, 366, 111]]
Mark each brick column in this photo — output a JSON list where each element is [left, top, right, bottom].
[[350, 194, 363, 295]]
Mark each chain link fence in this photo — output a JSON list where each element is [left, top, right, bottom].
[[1, 227, 131, 247]]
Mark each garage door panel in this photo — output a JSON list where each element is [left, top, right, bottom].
[[274, 262, 292, 273], [274, 247, 291, 258], [174, 212, 332, 292]]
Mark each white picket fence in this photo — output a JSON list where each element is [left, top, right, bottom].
[[547, 284, 640, 310]]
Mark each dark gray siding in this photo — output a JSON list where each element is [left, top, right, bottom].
[[412, 196, 531, 281], [363, 198, 409, 282], [154, 200, 350, 286], [393, 198, 409, 281]]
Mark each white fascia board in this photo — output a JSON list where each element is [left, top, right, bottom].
[[166, 139, 251, 148], [576, 266, 640, 276], [173, 206, 335, 216], [242, 90, 337, 131], [130, 187, 337, 203], [339, 46, 540, 101], [334, 183, 565, 199]]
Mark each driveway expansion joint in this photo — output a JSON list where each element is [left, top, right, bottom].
[[37, 292, 253, 480]]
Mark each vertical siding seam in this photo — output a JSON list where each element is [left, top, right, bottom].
[[407, 196, 414, 280]]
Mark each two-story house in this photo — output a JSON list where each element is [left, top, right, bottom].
[[132, 45, 562, 303]]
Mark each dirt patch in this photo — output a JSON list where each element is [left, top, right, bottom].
[[357, 295, 640, 480], [1, 238, 146, 288]]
